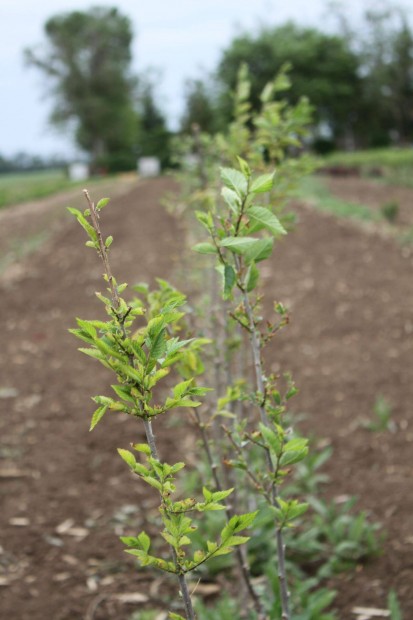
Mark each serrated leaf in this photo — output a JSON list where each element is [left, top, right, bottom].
[[212, 546, 234, 557], [236, 156, 251, 178], [245, 262, 259, 292], [105, 235, 113, 248], [221, 187, 241, 213], [142, 476, 162, 491], [223, 264, 236, 299], [212, 488, 233, 502], [78, 347, 105, 361], [173, 379, 193, 399], [76, 319, 97, 339], [220, 167, 248, 197], [260, 423, 283, 456], [176, 399, 201, 408], [111, 384, 134, 402], [149, 328, 166, 360], [137, 531, 151, 552], [280, 448, 308, 467], [220, 236, 274, 264], [220, 236, 257, 255], [248, 206, 286, 236], [250, 173, 275, 194], [224, 535, 250, 546], [193, 242, 217, 255], [90, 405, 108, 431]]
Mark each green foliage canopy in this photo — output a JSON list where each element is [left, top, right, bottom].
[[25, 7, 138, 171]]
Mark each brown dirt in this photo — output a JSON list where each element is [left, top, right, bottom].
[[325, 175, 413, 228], [0, 177, 412, 619]]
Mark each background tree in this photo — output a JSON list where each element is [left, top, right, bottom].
[[357, 8, 413, 146], [136, 77, 171, 169], [215, 23, 361, 149], [329, 2, 413, 147], [180, 78, 220, 135], [25, 7, 138, 172]]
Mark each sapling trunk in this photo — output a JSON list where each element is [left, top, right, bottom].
[[236, 246, 291, 620], [193, 408, 266, 619]]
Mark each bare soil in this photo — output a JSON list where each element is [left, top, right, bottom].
[[0, 177, 412, 619]]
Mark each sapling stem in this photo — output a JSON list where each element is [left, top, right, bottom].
[[193, 409, 265, 618], [83, 189, 120, 308], [143, 417, 159, 460], [239, 283, 290, 620]]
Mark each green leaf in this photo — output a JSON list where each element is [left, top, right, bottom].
[[387, 590, 402, 620], [193, 242, 217, 255], [260, 81, 274, 103], [244, 238, 273, 263], [280, 444, 308, 467], [247, 206, 287, 236], [169, 613, 186, 620], [221, 512, 257, 541], [224, 535, 250, 546], [117, 448, 136, 469], [170, 462, 185, 474], [236, 156, 251, 178], [78, 347, 105, 361], [90, 405, 108, 431], [137, 531, 151, 552], [220, 236, 273, 263], [250, 172, 275, 194], [212, 488, 233, 502], [220, 167, 248, 197], [195, 210, 212, 230], [105, 235, 113, 248], [245, 262, 259, 292], [260, 423, 283, 456], [223, 264, 236, 299], [221, 187, 241, 213], [111, 384, 134, 402], [76, 319, 97, 339], [96, 197, 110, 210], [132, 443, 151, 455], [173, 379, 193, 399], [175, 399, 201, 408], [149, 327, 166, 360], [142, 476, 162, 491], [219, 236, 256, 255]]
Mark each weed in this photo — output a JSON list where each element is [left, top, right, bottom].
[[381, 201, 399, 223], [365, 395, 395, 433]]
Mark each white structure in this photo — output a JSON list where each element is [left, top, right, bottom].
[[138, 157, 161, 177], [68, 162, 89, 182]]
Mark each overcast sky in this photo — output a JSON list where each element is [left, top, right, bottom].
[[0, 0, 411, 157]]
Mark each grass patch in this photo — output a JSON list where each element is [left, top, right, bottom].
[[0, 169, 80, 209], [296, 176, 378, 222], [323, 147, 413, 168], [321, 147, 413, 188]]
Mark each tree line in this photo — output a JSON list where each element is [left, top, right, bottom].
[[24, 4, 413, 173]]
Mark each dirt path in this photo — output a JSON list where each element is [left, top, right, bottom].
[[0, 178, 412, 619]]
